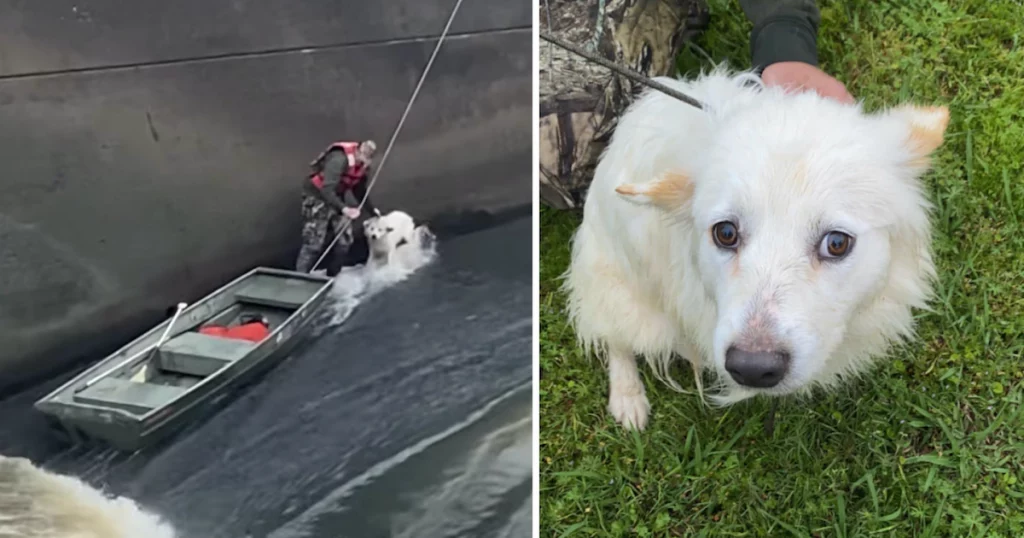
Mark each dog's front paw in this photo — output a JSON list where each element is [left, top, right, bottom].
[[608, 391, 650, 430]]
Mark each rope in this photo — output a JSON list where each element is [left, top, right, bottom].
[[311, 0, 465, 272], [539, 31, 705, 110]]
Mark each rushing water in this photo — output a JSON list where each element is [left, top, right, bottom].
[[0, 216, 532, 538]]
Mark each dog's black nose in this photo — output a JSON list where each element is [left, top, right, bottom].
[[725, 346, 790, 388]]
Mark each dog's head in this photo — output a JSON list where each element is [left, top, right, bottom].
[[363, 217, 393, 242], [617, 93, 949, 400]]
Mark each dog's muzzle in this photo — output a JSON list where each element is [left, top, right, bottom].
[[724, 346, 791, 388]]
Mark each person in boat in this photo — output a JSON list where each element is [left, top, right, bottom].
[[294, 139, 378, 273], [198, 314, 270, 343]]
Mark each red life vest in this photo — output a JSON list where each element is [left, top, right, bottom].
[[309, 141, 368, 190], [199, 321, 270, 343]]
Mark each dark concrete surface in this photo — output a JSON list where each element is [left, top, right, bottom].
[[0, 0, 530, 77], [0, 0, 531, 394]]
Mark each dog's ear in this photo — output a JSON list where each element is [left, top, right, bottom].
[[888, 105, 950, 168], [614, 172, 693, 211], [374, 208, 382, 217]]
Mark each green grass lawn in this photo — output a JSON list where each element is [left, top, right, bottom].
[[539, 0, 1024, 536]]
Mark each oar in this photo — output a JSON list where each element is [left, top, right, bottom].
[[78, 302, 188, 391]]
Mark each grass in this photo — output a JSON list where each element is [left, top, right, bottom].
[[538, 0, 1024, 536]]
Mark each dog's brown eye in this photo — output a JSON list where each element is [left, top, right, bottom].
[[820, 231, 854, 259], [712, 221, 739, 249]]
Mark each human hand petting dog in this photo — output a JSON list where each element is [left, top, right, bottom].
[[762, 62, 854, 104]]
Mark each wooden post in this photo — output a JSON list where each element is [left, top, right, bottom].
[[538, 0, 709, 209]]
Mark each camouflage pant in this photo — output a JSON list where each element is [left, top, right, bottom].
[[294, 194, 354, 273]]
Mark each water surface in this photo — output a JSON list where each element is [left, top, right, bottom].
[[0, 216, 532, 538]]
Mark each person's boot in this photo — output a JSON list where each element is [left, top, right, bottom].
[[538, 0, 710, 210]]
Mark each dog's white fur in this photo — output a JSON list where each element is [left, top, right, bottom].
[[363, 209, 434, 269], [564, 68, 949, 430], [365, 209, 416, 260]]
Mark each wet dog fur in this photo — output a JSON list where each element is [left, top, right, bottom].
[[363, 209, 434, 269]]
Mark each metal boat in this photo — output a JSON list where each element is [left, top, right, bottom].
[[34, 267, 334, 451]]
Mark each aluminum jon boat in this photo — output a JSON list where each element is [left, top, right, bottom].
[[34, 267, 334, 452]]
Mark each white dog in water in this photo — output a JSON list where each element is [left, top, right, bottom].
[[363, 209, 435, 270], [564, 68, 949, 430]]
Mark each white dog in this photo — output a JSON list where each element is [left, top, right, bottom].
[[363, 209, 435, 268], [564, 68, 949, 430]]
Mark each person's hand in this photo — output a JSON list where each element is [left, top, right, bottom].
[[342, 206, 361, 220], [761, 61, 855, 105]]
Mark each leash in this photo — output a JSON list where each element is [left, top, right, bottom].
[[539, 31, 706, 110], [310, 0, 464, 272]]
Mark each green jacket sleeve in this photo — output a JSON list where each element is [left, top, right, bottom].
[[317, 150, 351, 212], [738, 0, 820, 71]]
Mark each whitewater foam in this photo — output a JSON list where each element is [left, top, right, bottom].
[[321, 229, 438, 326], [0, 455, 178, 538]]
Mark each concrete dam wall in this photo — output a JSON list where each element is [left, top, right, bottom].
[[0, 0, 532, 393]]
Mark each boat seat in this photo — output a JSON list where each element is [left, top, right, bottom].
[[234, 279, 311, 309], [74, 377, 188, 414], [158, 331, 256, 377]]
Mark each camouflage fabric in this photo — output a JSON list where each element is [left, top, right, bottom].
[[294, 194, 354, 273], [538, 0, 710, 209]]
